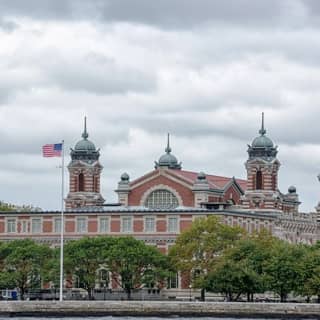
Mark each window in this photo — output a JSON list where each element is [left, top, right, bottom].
[[76, 217, 87, 233], [272, 175, 276, 190], [31, 218, 42, 233], [145, 217, 155, 232], [99, 217, 109, 233], [54, 218, 62, 233], [122, 217, 132, 232], [168, 217, 178, 233], [145, 189, 179, 209], [256, 171, 262, 190], [21, 220, 28, 233], [7, 219, 16, 233], [98, 269, 109, 288], [94, 176, 99, 193], [78, 173, 84, 192], [167, 272, 179, 289]]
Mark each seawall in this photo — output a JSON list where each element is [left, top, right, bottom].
[[0, 301, 319, 318]]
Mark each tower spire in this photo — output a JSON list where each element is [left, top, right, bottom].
[[259, 112, 266, 136], [82, 116, 89, 140], [165, 133, 172, 154]]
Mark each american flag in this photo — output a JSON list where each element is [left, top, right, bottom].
[[42, 143, 62, 157]]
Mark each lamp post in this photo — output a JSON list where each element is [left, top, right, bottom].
[[103, 283, 106, 301], [189, 284, 192, 301]]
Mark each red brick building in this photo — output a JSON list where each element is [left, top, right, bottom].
[[0, 115, 319, 294]]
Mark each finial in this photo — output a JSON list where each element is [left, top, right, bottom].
[[82, 116, 89, 139], [165, 133, 172, 154], [259, 112, 266, 136]]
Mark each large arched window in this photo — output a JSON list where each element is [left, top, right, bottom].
[[145, 189, 179, 210], [256, 171, 262, 190], [78, 173, 84, 192]]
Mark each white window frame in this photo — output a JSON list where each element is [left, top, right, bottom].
[[168, 216, 179, 233], [54, 217, 62, 234], [167, 272, 179, 289], [31, 218, 42, 234], [99, 217, 109, 233], [121, 216, 132, 233], [144, 216, 155, 233], [145, 189, 179, 210], [6, 218, 17, 233], [20, 220, 29, 234], [76, 217, 87, 233]]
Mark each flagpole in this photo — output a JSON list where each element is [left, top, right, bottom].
[[59, 140, 65, 302]]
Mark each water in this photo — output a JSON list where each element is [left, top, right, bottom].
[[0, 317, 310, 320]]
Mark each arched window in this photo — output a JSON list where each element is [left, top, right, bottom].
[[93, 176, 99, 193], [78, 173, 84, 192], [256, 171, 262, 190], [145, 189, 179, 210], [272, 175, 276, 191]]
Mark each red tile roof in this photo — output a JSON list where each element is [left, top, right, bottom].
[[129, 168, 247, 192], [169, 169, 247, 191]]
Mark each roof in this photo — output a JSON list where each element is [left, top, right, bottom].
[[0, 206, 281, 219], [169, 169, 247, 191], [130, 168, 247, 192]]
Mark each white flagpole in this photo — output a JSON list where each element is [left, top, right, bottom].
[[59, 140, 65, 302]]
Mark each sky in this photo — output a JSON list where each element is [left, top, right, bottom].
[[1, 0, 320, 211]]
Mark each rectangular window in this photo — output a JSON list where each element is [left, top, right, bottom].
[[145, 217, 155, 232], [31, 218, 42, 233], [99, 217, 109, 233], [54, 218, 62, 233], [7, 219, 16, 233], [21, 220, 28, 233], [167, 272, 179, 289], [122, 217, 132, 232], [76, 217, 87, 233], [168, 217, 178, 233]]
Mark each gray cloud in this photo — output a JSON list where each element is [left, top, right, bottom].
[[1, 1, 320, 213], [47, 52, 156, 94], [0, 0, 311, 29]]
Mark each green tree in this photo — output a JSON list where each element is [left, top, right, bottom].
[[64, 236, 114, 299], [169, 216, 244, 300], [264, 241, 305, 302], [106, 237, 170, 300], [4, 239, 52, 299], [298, 244, 320, 302], [205, 231, 276, 301]]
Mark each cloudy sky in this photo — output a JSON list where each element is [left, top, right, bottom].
[[1, 0, 320, 211]]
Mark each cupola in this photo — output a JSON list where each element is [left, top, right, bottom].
[[155, 133, 182, 169], [248, 113, 278, 160], [70, 117, 100, 163]]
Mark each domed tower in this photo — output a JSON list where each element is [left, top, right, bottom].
[[154, 134, 182, 170], [65, 117, 105, 209], [242, 113, 281, 210]]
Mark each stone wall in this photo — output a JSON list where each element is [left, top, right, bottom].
[[0, 301, 319, 318]]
